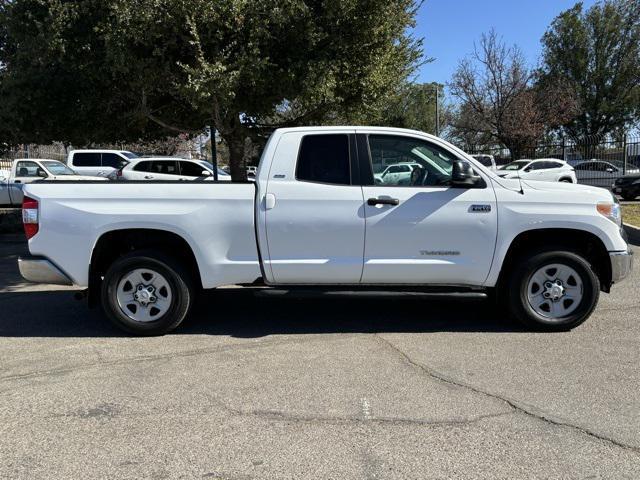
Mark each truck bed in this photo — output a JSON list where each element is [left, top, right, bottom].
[[23, 182, 261, 288]]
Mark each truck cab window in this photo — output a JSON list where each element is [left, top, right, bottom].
[[369, 135, 459, 187], [296, 134, 350, 185], [15, 161, 41, 177]]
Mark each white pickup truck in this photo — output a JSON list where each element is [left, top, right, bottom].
[[1, 158, 104, 206], [18, 127, 633, 335]]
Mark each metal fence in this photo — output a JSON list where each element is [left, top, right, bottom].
[[467, 134, 640, 189]]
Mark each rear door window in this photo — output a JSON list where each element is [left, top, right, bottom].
[[152, 161, 179, 175], [296, 134, 351, 185], [73, 153, 101, 167]]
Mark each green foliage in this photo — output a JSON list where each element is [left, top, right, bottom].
[[540, 0, 640, 137], [0, 0, 423, 179], [371, 82, 444, 135]]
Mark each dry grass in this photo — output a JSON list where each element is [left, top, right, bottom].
[[622, 204, 640, 227]]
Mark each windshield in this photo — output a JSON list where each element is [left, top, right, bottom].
[[121, 151, 139, 159], [42, 161, 77, 175], [500, 161, 529, 171]]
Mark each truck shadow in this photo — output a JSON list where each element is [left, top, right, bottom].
[[0, 288, 525, 338]]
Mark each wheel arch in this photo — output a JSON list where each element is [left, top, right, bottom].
[[88, 228, 202, 307], [495, 228, 612, 293]]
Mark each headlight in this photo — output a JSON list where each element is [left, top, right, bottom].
[[597, 201, 622, 227]]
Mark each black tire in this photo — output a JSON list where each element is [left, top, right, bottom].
[[621, 192, 637, 201], [101, 250, 194, 335], [505, 250, 600, 331]]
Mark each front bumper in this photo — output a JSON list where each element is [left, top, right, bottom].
[[18, 256, 73, 285], [610, 250, 633, 284]]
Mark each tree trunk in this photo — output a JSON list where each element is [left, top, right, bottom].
[[225, 134, 248, 182]]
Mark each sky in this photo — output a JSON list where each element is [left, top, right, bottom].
[[412, 0, 598, 87]]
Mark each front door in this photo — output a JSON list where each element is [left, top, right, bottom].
[[263, 131, 365, 284], [359, 133, 498, 286]]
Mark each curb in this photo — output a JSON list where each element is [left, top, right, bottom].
[[623, 223, 640, 246]]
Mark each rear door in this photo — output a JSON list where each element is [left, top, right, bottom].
[[359, 132, 497, 285], [263, 131, 366, 284], [147, 160, 180, 180]]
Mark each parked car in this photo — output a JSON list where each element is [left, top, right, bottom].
[[19, 127, 631, 335], [497, 158, 577, 183], [471, 154, 497, 171], [574, 160, 640, 189], [109, 158, 232, 181], [373, 162, 423, 185], [613, 174, 640, 200], [0, 159, 105, 206], [67, 149, 137, 177]]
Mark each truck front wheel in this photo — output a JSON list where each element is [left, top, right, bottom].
[[506, 250, 600, 331], [101, 250, 194, 335]]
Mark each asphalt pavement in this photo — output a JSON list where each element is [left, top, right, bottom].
[[0, 234, 639, 479]]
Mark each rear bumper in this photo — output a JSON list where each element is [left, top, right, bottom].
[[610, 249, 633, 284], [18, 256, 73, 285]]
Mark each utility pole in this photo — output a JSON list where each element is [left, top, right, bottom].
[[206, 125, 219, 181], [434, 84, 440, 137]]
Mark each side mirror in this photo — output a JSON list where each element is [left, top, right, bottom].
[[451, 160, 476, 186], [37, 169, 48, 178], [201, 170, 212, 176], [523, 167, 531, 172], [606, 168, 614, 173]]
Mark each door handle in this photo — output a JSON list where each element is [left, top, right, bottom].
[[14, 180, 21, 184], [367, 197, 399, 206], [144, 175, 154, 179]]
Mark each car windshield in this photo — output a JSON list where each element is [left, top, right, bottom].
[[122, 152, 139, 159], [500, 161, 529, 171], [42, 161, 77, 175]]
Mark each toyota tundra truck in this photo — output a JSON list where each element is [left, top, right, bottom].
[[18, 127, 633, 335]]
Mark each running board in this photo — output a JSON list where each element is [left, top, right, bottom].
[[254, 288, 488, 299]]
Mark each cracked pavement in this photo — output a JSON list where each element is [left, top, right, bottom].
[[1, 234, 639, 479]]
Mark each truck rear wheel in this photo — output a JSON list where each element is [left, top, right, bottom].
[[101, 250, 193, 335], [506, 250, 600, 331]]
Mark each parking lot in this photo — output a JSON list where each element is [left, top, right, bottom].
[[0, 234, 639, 479]]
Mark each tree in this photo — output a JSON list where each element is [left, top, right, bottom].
[[540, 0, 640, 138], [0, 0, 422, 180], [373, 82, 445, 135], [450, 30, 577, 159]]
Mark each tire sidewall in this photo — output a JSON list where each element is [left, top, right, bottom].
[[102, 252, 191, 335], [510, 250, 599, 330]]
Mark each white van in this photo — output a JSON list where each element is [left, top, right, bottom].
[[67, 150, 138, 177]]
